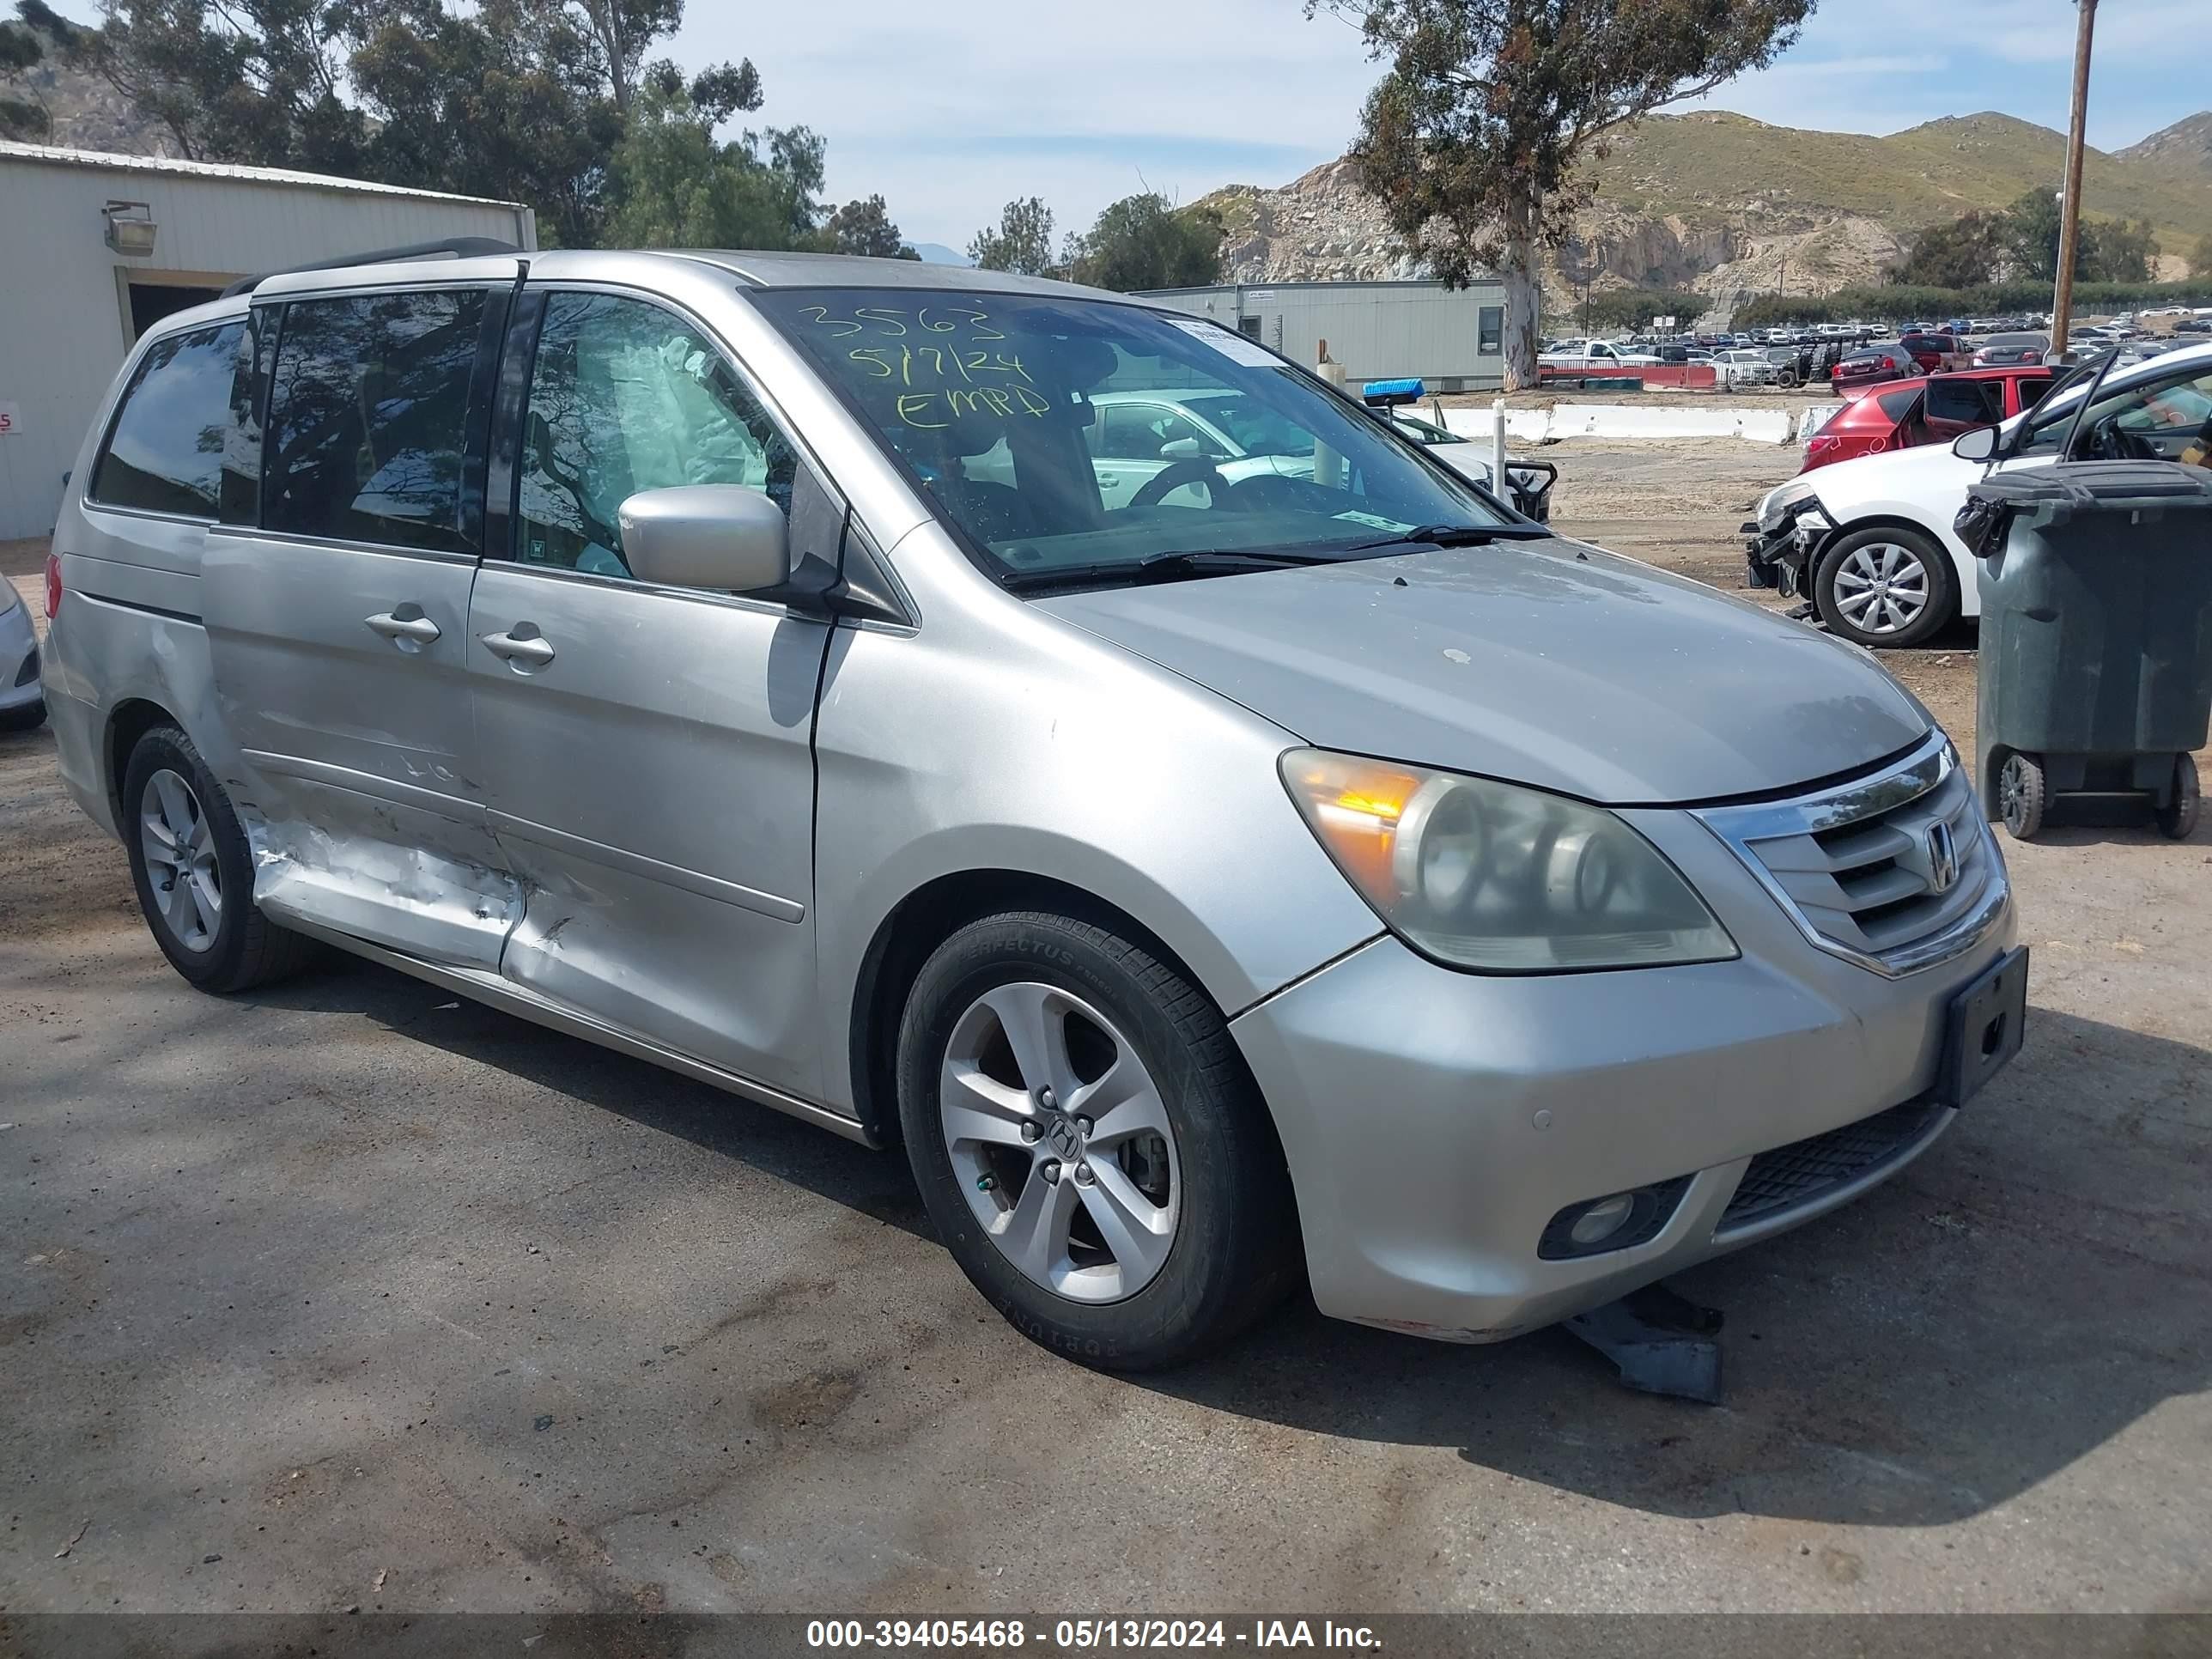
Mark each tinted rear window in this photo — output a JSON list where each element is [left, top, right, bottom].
[[91, 321, 245, 517], [1875, 387, 1924, 422], [264, 290, 487, 552]]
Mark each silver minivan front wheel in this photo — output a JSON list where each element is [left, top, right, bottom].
[[896, 912, 1298, 1370], [939, 982, 1181, 1304]]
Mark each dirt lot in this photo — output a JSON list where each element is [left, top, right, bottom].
[[3, 453, 2209, 1618]]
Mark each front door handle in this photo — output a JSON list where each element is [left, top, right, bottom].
[[365, 610, 441, 644], [480, 628, 556, 667]]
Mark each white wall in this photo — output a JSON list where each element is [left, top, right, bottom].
[[0, 152, 533, 540]]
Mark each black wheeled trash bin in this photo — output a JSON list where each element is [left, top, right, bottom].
[[1958, 460, 2212, 841]]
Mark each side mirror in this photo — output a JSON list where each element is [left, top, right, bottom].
[[617, 485, 790, 592], [1158, 436, 1205, 461], [1951, 427, 1998, 463]]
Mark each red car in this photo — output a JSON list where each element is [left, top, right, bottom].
[[1799, 365, 2058, 472], [1831, 332, 1972, 391]]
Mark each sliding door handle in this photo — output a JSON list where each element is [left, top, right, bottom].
[[480, 629, 556, 666], [365, 611, 441, 644]]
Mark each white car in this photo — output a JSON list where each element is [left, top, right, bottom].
[[1747, 341, 2212, 647], [1715, 349, 1781, 387], [1, 574, 43, 731], [1537, 337, 1662, 371], [1075, 389, 1321, 508], [1379, 409, 1557, 521]]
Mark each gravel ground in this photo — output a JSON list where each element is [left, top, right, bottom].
[[3, 459, 2209, 1619]]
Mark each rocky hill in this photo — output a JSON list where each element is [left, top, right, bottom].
[[2121, 112, 2212, 180], [1196, 109, 2212, 312], [0, 29, 180, 158]]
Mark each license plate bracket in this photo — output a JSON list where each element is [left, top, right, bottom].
[[1936, 945, 2028, 1108]]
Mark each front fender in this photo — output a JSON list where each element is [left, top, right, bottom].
[[808, 607, 1384, 1116]]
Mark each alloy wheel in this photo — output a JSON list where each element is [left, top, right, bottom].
[[1831, 542, 1931, 636], [939, 981, 1181, 1304], [139, 767, 222, 952]]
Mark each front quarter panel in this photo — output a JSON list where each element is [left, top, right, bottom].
[[809, 523, 1386, 1115]]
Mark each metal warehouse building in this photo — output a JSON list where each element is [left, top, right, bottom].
[[0, 142, 537, 541], [1139, 277, 1512, 392]]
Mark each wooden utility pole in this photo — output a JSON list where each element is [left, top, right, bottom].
[[2051, 0, 2097, 355]]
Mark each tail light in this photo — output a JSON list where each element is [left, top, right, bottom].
[[44, 551, 63, 621], [1881, 356, 1899, 370]]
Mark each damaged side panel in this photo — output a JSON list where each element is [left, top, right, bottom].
[[201, 529, 505, 967], [494, 841, 822, 1101], [244, 789, 520, 969]]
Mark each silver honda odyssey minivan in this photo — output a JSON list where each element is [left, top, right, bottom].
[[42, 248, 2025, 1369]]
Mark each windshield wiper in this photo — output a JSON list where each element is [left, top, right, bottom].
[[1341, 522, 1551, 552], [998, 547, 1341, 592]]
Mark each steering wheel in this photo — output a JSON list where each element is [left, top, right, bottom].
[[1129, 459, 1228, 509], [2083, 418, 2158, 462]]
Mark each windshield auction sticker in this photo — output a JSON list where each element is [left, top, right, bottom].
[[1160, 316, 1284, 368]]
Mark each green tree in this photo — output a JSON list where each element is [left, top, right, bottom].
[[64, 0, 367, 167], [60, 0, 822, 251], [341, 0, 619, 246], [2002, 188, 2064, 282], [2195, 232, 2212, 279], [969, 196, 1055, 276], [1315, 0, 1814, 388], [1999, 190, 2156, 287], [814, 193, 919, 258], [1893, 210, 2003, 289], [1064, 193, 1223, 291], [603, 82, 823, 250], [2081, 216, 2154, 284]]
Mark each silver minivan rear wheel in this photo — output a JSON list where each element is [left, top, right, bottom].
[[896, 910, 1297, 1370], [121, 725, 318, 993]]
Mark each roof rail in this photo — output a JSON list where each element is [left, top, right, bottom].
[[222, 237, 522, 298]]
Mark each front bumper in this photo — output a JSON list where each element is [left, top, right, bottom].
[[1743, 502, 1833, 595], [1230, 803, 2016, 1343]]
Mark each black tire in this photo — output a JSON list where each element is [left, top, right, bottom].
[[121, 725, 319, 992], [896, 911, 1298, 1371], [1814, 526, 1957, 650], [2157, 753, 2200, 842], [1998, 750, 2047, 842], [0, 697, 45, 732]]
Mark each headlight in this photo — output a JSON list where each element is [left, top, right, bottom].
[[1281, 750, 1738, 973], [1757, 477, 1821, 531]]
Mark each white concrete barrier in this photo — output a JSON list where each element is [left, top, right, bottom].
[[1444, 407, 1553, 442], [1440, 404, 1797, 445], [1798, 402, 1846, 440]]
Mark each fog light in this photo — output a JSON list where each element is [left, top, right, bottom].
[[1569, 1193, 1636, 1246], [1538, 1176, 1692, 1261]]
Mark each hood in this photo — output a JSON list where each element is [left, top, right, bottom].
[[1037, 538, 1930, 805]]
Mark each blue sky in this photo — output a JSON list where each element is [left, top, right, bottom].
[[672, 0, 2209, 253]]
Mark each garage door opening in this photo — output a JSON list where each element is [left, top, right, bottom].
[[128, 279, 226, 338]]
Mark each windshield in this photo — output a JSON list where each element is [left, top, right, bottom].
[[755, 288, 1514, 586]]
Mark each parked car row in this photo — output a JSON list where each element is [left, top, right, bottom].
[[1749, 340, 2212, 648]]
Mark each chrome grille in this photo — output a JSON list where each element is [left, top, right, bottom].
[[1695, 733, 2008, 976]]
